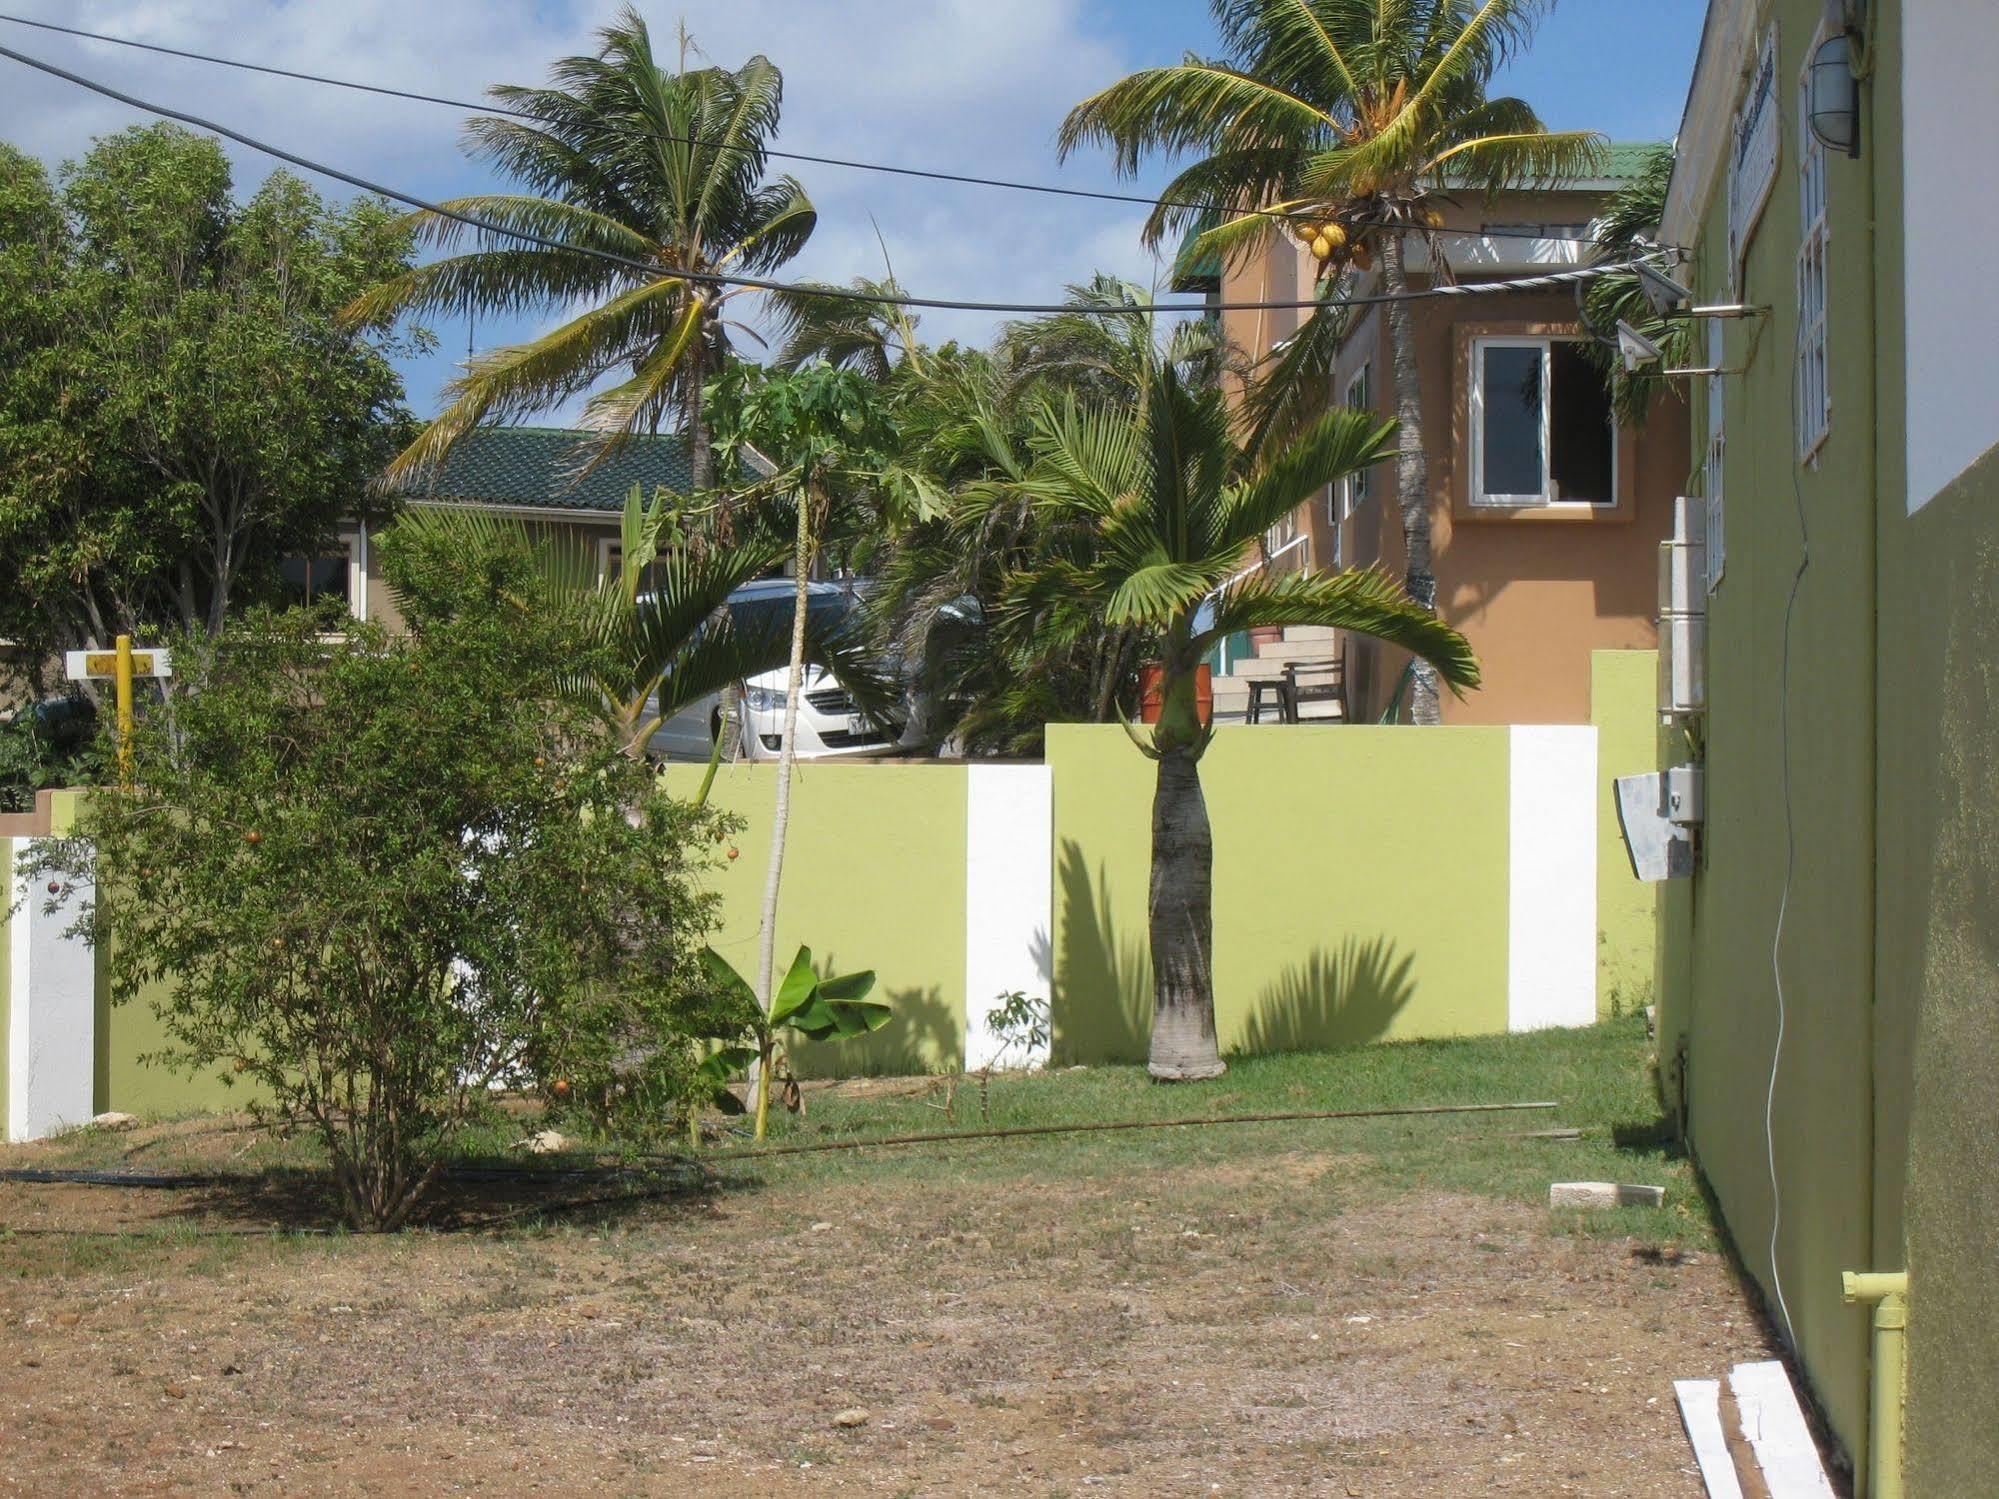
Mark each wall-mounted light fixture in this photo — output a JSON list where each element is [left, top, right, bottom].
[[1616, 320, 1740, 379], [1809, 0, 1866, 158], [1809, 31, 1861, 157]]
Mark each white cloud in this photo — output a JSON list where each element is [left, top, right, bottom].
[[0, 1, 1184, 415]]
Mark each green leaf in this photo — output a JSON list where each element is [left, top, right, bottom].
[[768, 945, 819, 1026], [699, 946, 758, 1009], [814, 968, 877, 1004]]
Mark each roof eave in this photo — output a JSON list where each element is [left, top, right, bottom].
[[1660, 0, 1762, 249]]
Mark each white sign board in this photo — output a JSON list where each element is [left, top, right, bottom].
[[63, 648, 172, 681], [1727, 26, 1779, 288]]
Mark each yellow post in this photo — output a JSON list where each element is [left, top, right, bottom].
[[114, 632, 135, 785], [1843, 1270, 1909, 1499]]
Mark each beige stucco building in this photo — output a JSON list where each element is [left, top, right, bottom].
[[1185, 150, 1690, 726]]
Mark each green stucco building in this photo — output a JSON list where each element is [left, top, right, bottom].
[[1653, 4, 1999, 1492]]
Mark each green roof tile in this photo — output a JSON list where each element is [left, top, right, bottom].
[[396, 426, 717, 512]]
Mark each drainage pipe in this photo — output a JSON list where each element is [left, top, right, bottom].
[[1842, 1269, 1908, 1499]]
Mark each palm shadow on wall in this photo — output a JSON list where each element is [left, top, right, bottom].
[[1235, 937, 1417, 1056], [1052, 838, 1152, 1064]]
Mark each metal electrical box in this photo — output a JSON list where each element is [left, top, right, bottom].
[[1614, 768, 1701, 881], [1659, 497, 1708, 718]]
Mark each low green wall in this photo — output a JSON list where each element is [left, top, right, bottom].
[[1592, 651, 1662, 1018], [1046, 723, 1512, 1064], [668, 762, 970, 1076]]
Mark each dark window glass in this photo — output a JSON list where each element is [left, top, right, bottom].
[[279, 555, 349, 614], [1549, 342, 1615, 502], [1480, 344, 1545, 498]]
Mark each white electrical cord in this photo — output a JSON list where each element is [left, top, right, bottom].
[[1763, 306, 1812, 1347]]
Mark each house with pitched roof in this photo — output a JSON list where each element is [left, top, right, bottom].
[[282, 426, 750, 631]]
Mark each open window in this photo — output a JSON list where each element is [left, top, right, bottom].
[[1467, 336, 1617, 509], [278, 527, 366, 624]]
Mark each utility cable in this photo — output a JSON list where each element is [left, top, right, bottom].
[[1761, 284, 1814, 1348], [0, 9, 1615, 247], [0, 41, 1665, 319]]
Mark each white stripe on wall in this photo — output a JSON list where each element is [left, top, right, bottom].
[[963, 764, 1054, 1070], [1507, 726, 1599, 1032], [7, 843, 97, 1141]]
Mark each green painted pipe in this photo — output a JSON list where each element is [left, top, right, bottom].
[[1842, 1269, 1908, 1499]]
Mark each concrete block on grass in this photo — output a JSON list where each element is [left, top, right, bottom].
[[1549, 1181, 1667, 1209]]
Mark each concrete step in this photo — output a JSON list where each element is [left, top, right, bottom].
[[1255, 638, 1346, 662], [1281, 625, 1339, 642], [1222, 658, 1342, 682]]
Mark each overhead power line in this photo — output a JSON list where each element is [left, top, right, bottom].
[[0, 9, 1615, 248], [0, 41, 1661, 319]]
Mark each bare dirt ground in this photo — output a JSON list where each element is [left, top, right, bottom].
[[0, 1123, 1775, 1497]]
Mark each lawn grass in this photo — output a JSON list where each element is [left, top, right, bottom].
[[726, 1013, 1707, 1245], [2, 1015, 1707, 1247]]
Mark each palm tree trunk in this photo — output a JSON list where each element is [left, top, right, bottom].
[[749, 486, 815, 1138], [1378, 232, 1441, 726], [687, 316, 714, 495], [1147, 748, 1224, 1080]]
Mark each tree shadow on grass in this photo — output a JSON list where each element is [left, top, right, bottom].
[[140, 1157, 730, 1235], [1232, 936, 1417, 1057], [1052, 839, 1152, 1065]]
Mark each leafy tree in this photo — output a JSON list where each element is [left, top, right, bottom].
[[0, 127, 417, 679], [1060, 0, 1599, 723], [31, 579, 735, 1230], [379, 485, 894, 762], [1001, 364, 1477, 1078], [346, 7, 814, 490]]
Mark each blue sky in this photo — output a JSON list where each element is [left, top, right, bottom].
[[0, 1, 1706, 422]]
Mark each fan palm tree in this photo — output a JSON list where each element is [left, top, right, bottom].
[[345, 8, 815, 488], [1002, 364, 1476, 1077], [1059, 0, 1600, 723]]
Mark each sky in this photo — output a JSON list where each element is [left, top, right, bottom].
[[0, 1, 1707, 423]]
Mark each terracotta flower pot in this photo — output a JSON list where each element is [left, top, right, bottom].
[[1138, 663, 1214, 727]]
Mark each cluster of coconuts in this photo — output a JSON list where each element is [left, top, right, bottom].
[[1295, 218, 1369, 271], [1294, 202, 1451, 273]]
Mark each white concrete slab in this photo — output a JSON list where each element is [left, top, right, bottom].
[[1674, 1378, 1747, 1499], [1728, 1360, 1837, 1499]]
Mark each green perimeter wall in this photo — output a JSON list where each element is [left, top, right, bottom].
[[666, 762, 969, 1076], [1046, 723, 1511, 1063], [1593, 651, 1662, 1019]]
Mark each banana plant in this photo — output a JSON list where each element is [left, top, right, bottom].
[[697, 944, 891, 1141]]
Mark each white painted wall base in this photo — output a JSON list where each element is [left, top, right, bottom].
[[1507, 726, 1599, 1031], [963, 765, 1053, 1070], [6, 843, 97, 1141]]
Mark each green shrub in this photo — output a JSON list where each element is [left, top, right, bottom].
[[31, 595, 740, 1230]]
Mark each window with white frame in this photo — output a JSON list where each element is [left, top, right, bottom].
[[1795, 37, 1831, 458], [1467, 336, 1617, 507], [1328, 362, 1374, 566], [279, 526, 366, 623], [1705, 319, 1726, 592]]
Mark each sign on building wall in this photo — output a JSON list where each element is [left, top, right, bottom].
[[1728, 26, 1780, 290]]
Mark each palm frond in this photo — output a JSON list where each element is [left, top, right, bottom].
[[1194, 566, 1479, 691]]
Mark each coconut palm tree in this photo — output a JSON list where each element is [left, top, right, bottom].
[[1002, 364, 1477, 1078], [1059, 0, 1599, 723], [345, 8, 815, 488]]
